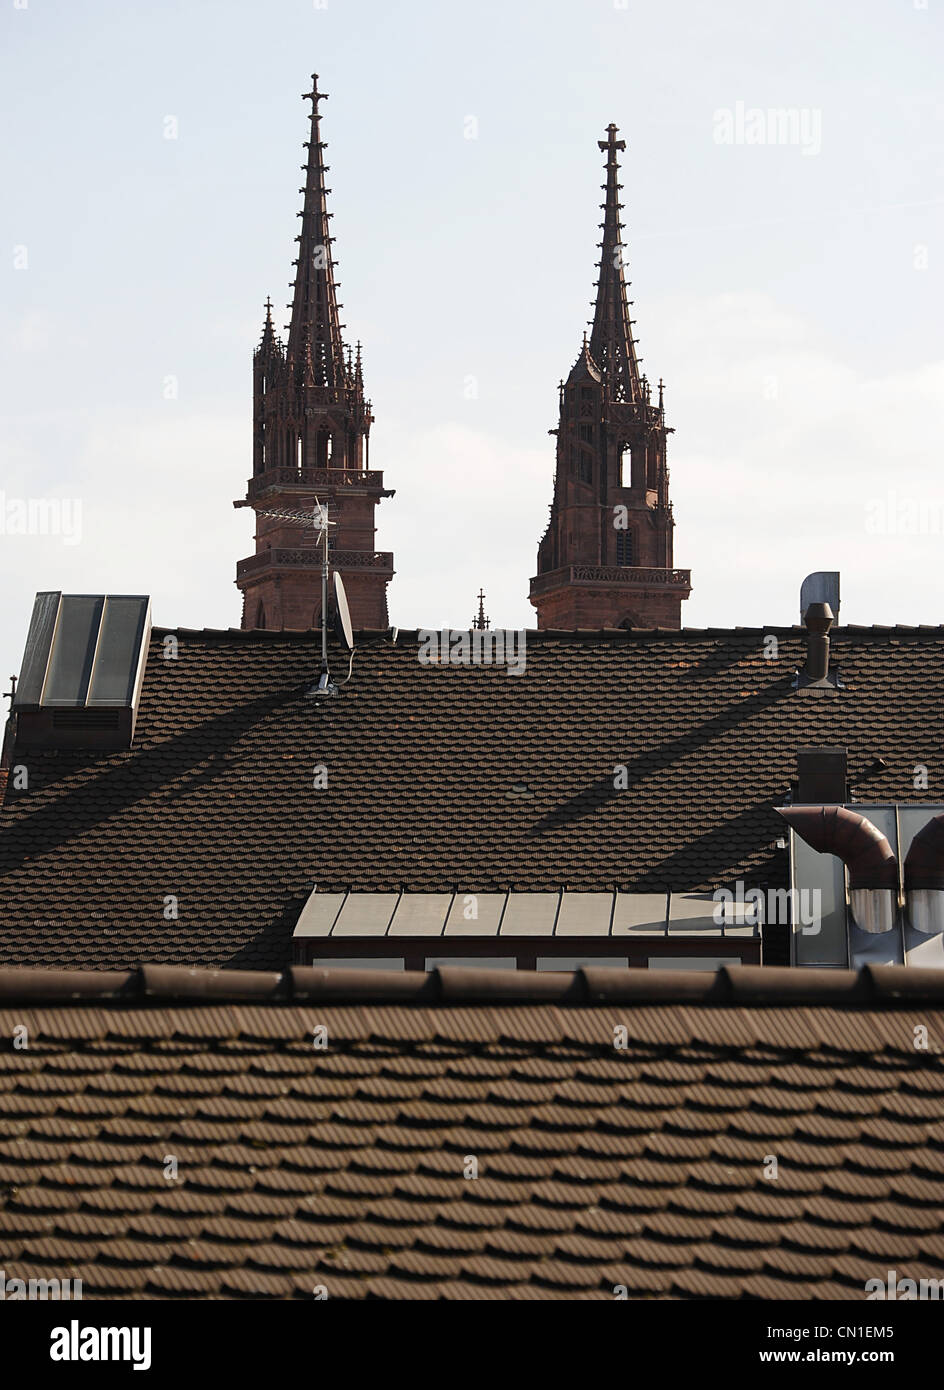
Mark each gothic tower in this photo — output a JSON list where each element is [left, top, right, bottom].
[[235, 76, 394, 630], [529, 125, 691, 630]]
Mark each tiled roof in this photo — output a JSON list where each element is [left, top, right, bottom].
[[1, 964, 943, 1300], [1, 624, 942, 970]]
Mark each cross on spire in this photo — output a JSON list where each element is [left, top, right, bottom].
[[473, 589, 490, 630]]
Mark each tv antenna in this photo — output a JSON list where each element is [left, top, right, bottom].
[[254, 497, 354, 697]]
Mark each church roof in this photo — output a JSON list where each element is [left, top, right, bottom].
[[1, 961, 942, 1300], [1, 623, 943, 972]]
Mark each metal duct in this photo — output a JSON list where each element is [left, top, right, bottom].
[[904, 812, 944, 935], [778, 805, 898, 936], [778, 806, 897, 888]]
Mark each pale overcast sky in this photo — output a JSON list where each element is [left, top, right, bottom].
[[1, 0, 942, 680]]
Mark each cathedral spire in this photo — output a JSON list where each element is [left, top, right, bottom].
[[588, 124, 642, 405], [236, 76, 394, 633], [529, 124, 690, 631], [286, 74, 347, 389]]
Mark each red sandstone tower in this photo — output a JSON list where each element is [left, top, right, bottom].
[[235, 76, 394, 630], [529, 125, 691, 630]]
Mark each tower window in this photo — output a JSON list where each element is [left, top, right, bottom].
[[616, 530, 634, 566], [579, 453, 593, 484], [620, 446, 632, 488], [578, 423, 593, 444]]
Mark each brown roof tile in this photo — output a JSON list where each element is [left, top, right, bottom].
[[0, 964, 942, 1298]]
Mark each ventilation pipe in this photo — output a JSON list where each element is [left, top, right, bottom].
[[904, 813, 944, 935], [777, 805, 898, 934], [803, 602, 833, 683]]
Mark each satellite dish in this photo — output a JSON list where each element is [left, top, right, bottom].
[[333, 572, 354, 651]]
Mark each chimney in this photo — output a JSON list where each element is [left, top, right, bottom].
[[796, 747, 847, 804]]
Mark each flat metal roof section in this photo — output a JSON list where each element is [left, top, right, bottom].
[[293, 890, 347, 938], [668, 892, 726, 937], [388, 892, 454, 937], [499, 891, 561, 937], [309, 957, 405, 970], [537, 956, 630, 970], [331, 892, 400, 937], [648, 956, 743, 971], [425, 956, 516, 970], [611, 891, 669, 936], [293, 889, 742, 942], [555, 891, 614, 937], [444, 892, 507, 937]]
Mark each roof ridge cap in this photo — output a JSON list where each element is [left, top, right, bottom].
[[0, 964, 943, 1007]]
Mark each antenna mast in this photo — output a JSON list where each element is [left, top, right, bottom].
[[253, 498, 343, 695]]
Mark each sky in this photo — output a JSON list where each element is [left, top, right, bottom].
[[1, 0, 942, 682]]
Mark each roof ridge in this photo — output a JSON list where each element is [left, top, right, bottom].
[[0, 963, 942, 1007], [147, 624, 944, 643]]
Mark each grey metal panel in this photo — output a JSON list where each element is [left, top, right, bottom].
[[611, 892, 668, 935], [15, 591, 60, 708], [310, 957, 405, 970], [668, 892, 724, 937], [444, 892, 507, 937], [897, 805, 944, 859], [554, 891, 614, 937], [848, 921, 903, 968], [425, 956, 517, 970], [293, 890, 346, 939], [388, 893, 453, 937], [902, 929, 944, 969], [648, 956, 742, 971], [791, 827, 848, 966], [499, 892, 560, 937], [331, 892, 400, 937], [43, 595, 104, 706], [537, 956, 629, 970], [87, 596, 149, 706]]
